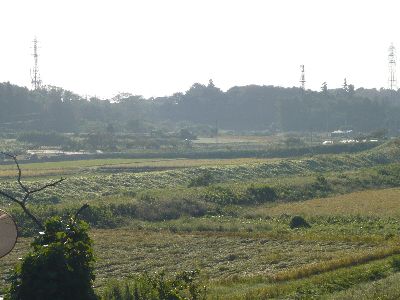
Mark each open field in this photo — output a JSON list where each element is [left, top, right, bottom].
[[2, 141, 400, 298], [0, 157, 279, 179], [1, 140, 400, 204], [2, 222, 400, 299], [251, 188, 400, 218], [193, 135, 278, 144], [0, 227, 394, 293]]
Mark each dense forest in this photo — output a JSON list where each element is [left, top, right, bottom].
[[1, 80, 400, 134]]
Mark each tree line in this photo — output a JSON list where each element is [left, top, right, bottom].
[[1, 80, 400, 134]]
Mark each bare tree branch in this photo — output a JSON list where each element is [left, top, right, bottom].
[[0, 187, 44, 229], [19, 203, 44, 229], [73, 203, 89, 222], [0, 190, 19, 203], [0, 152, 66, 230], [28, 178, 66, 195], [1, 152, 29, 194]]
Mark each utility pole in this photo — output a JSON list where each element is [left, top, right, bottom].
[[31, 37, 42, 90]]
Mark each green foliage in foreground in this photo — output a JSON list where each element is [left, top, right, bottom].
[[5, 217, 96, 300], [101, 270, 206, 300]]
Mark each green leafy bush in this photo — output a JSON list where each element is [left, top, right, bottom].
[[101, 270, 206, 300], [6, 217, 96, 300]]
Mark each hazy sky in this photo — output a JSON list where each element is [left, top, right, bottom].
[[1, 0, 400, 98]]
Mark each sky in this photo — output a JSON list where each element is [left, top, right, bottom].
[[1, 0, 400, 99]]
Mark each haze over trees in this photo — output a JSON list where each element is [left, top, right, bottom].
[[0, 81, 399, 134]]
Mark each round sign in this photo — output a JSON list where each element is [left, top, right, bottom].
[[0, 209, 18, 258]]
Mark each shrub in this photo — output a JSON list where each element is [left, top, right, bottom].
[[101, 270, 206, 300], [245, 185, 277, 204], [203, 186, 238, 205], [289, 216, 311, 229], [79, 205, 125, 228], [188, 170, 214, 187], [392, 256, 400, 272], [6, 217, 96, 300], [284, 136, 304, 148], [312, 174, 331, 192], [178, 128, 197, 141], [135, 194, 208, 221]]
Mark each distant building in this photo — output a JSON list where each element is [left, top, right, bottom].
[[331, 129, 353, 137]]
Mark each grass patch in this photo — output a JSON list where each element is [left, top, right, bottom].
[[252, 188, 400, 218], [212, 256, 397, 299]]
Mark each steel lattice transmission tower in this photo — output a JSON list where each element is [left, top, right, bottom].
[[30, 37, 42, 90], [300, 65, 306, 90], [388, 43, 397, 90]]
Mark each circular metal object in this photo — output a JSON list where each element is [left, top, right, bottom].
[[0, 209, 18, 258]]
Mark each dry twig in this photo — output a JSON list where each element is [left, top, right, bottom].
[[0, 152, 67, 229]]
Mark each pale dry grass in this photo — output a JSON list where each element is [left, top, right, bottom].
[[254, 188, 400, 217]]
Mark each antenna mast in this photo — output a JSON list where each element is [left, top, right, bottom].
[[343, 78, 348, 92], [300, 65, 306, 90], [31, 37, 42, 90], [388, 43, 397, 90]]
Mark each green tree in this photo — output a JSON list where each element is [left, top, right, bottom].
[[6, 217, 96, 300], [179, 128, 197, 140], [348, 84, 355, 96]]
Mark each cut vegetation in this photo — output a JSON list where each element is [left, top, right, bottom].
[[2, 140, 400, 298]]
